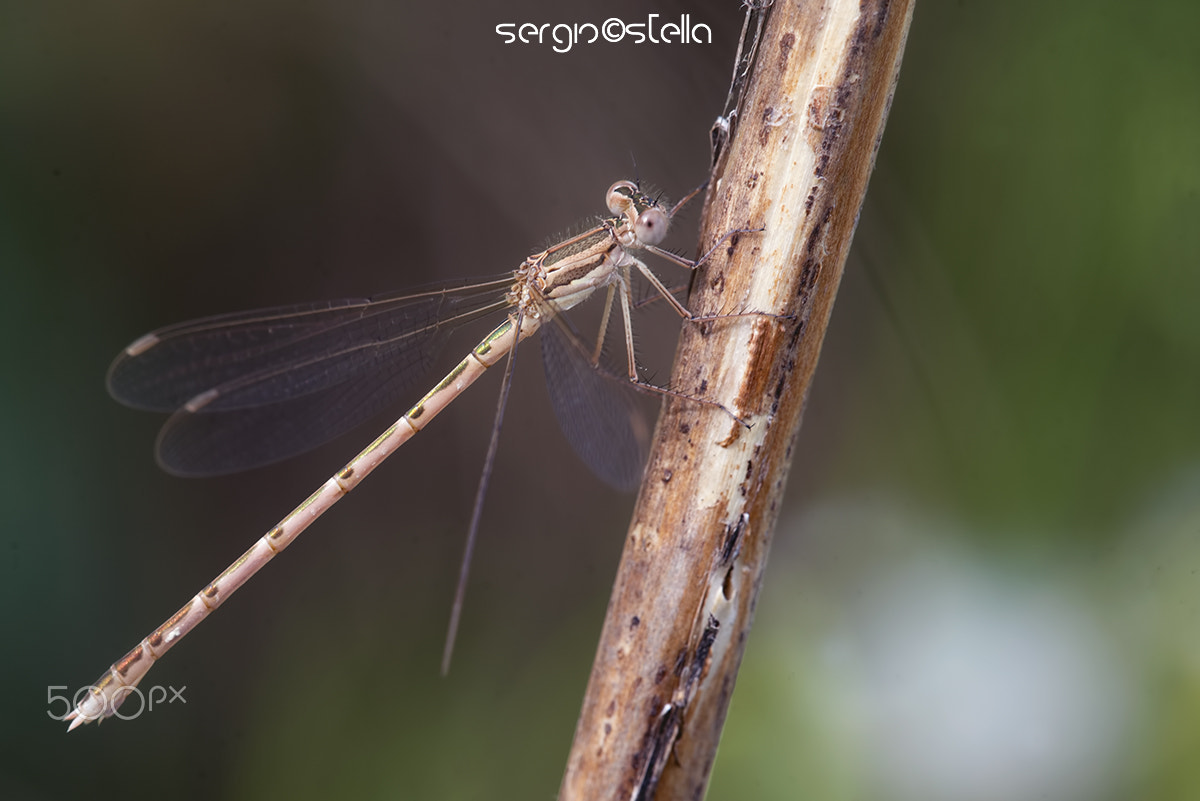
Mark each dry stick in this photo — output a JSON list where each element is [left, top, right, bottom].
[[558, 1, 916, 799]]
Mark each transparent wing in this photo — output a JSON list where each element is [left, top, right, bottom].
[[154, 364, 427, 476], [109, 275, 513, 476], [540, 307, 652, 493]]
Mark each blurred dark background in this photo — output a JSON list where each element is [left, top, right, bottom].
[[3, 1, 1199, 799]]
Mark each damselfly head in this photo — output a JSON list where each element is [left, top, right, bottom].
[[606, 180, 670, 247]]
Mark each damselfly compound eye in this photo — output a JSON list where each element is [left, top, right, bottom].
[[606, 180, 638, 215], [635, 207, 669, 246]]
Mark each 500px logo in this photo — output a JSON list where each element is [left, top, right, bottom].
[[47, 684, 187, 724], [495, 14, 712, 54]]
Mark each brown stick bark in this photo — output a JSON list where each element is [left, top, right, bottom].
[[558, 1, 915, 798]]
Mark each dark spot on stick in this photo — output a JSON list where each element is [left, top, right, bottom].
[[779, 32, 795, 66], [720, 514, 747, 563]]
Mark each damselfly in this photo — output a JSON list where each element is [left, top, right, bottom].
[[66, 179, 748, 730]]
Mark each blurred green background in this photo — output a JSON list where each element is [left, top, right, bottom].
[[3, 0, 1198, 799]]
